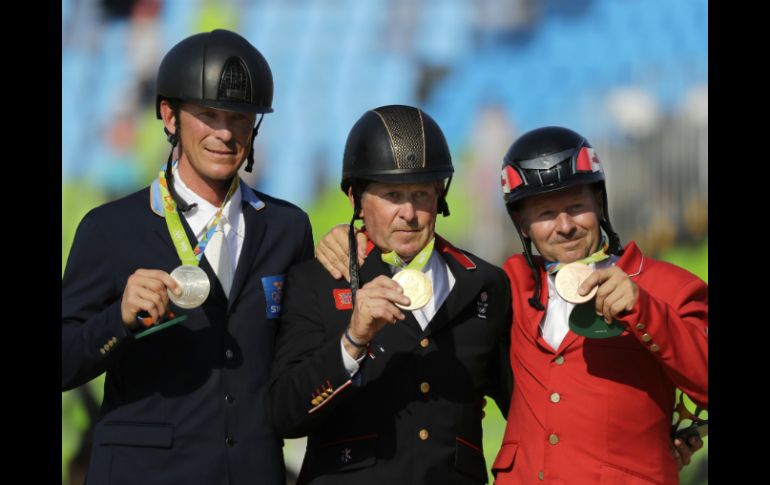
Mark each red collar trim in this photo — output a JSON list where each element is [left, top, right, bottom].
[[435, 234, 476, 270], [362, 229, 376, 256]]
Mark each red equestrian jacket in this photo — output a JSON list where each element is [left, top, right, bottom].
[[492, 242, 708, 484]]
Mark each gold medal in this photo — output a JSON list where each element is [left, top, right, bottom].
[[392, 269, 432, 311], [554, 262, 596, 304]]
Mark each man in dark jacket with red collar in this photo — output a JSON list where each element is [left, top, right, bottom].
[[270, 105, 513, 484]]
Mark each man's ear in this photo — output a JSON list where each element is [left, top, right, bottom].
[[512, 208, 528, 238], [348, 187, 363, 218], [594, 188, 606, 220], [159, 100, 177, 137]]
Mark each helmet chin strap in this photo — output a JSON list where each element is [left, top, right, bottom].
[[506, 202, 545, 311], [164, 127, 178, 146], [601, 220, 623, 255], [517, 225, 546, 311], [163, 124, 197, 213], [244, 114, 265, 173], [437, 176, 453, 217], [348, 193, 363, 305]]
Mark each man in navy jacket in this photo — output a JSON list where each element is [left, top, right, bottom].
[[62, 30, 313, 484]]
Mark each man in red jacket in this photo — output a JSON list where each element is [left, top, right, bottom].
[[491, 126, 707, 484]]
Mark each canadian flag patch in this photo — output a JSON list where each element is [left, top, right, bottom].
[[575, 147, 601, 173], [333, 289, 353, 310], [501, 166, 524, 194]]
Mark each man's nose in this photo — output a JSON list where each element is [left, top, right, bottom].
[[399, 201, 417, 222], [554, 212, 576, 234], [211, 114, 236, 141]]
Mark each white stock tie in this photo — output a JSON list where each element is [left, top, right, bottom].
[[207, 224, 233, 298]]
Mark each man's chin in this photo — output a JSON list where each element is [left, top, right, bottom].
[[204, 166, 241, 182], [559, 249, 591, 264], [391, 242, 423, 260]]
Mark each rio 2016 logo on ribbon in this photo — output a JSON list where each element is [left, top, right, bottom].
[[261, 275, 286, 319]]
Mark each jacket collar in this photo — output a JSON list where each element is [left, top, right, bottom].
[[149, 176, 265, 217], [361, 232, 477, 271], [359, 233, 482, 336]]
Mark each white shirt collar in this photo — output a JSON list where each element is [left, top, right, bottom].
[[173, 167, 243, 240]]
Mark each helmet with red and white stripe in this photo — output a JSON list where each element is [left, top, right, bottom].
[[500, 126, 622, 308], [501, 126, 605, 207]]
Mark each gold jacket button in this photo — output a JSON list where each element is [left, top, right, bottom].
[[641, 333, 652, 342], [554, 355, 565, 365], [650, 343, 661, 352], [419, 429, 429, 440], [420, 338, 429, 348], [420, 382, 430, 394], [550, 392, 560, 403], [548, 434, 559, 445]]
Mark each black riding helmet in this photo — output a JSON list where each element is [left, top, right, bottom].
[[341, 105, 454, 209], [342, 105, 454, 301], [155, 29, 273, 117], [156, 29, 273, 209], [500, 126, 622, 310]]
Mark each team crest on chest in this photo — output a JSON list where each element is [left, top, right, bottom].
[[476, 291, 489, 319], [334, 289, 353, 310], [341, 447, 352, 463], [261, 275, 286, 319]]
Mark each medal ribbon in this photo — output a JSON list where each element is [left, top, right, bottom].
[[381, 237, 435, 271], [545, 237, 610, 275], [157, 162, 239, 266]]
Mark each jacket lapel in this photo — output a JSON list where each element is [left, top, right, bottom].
[[227, 201, 268, 311], [616, 242, 644, 276], [527, 265, 580, 354], [519, 262, 554, 352], [151, 218, 180, 260], [554, 318, 580, 354], [424, 253, 483, 336]]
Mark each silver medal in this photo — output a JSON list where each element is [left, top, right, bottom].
[[168, 265, 210, 309]]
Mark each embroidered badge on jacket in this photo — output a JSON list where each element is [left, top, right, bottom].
[[341, 448, 352, 463], [334, 288, 353, 310], [476, 291, 489, 319], [261, 275, 286, 318]]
